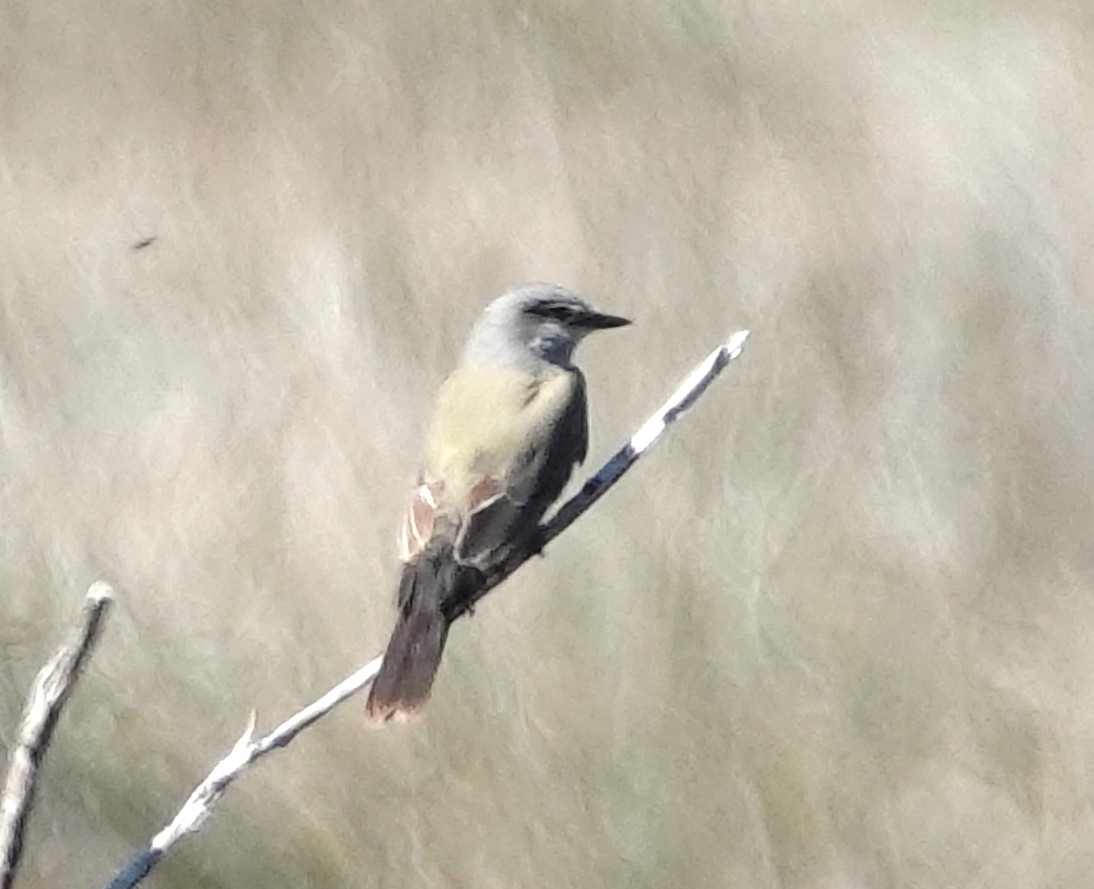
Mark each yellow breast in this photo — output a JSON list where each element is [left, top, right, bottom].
[[422, 365, 578, 507]]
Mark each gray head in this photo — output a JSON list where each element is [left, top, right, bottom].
[[461, 283, 630, 370]]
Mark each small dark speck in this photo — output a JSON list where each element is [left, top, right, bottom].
[[131, 236, 157, 250]]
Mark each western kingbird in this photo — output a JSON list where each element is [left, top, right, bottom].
[[365, 283, 630, 721]]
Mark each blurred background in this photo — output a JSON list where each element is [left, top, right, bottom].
[[2, 1, 1094, 886]]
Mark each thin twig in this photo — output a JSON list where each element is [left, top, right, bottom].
[[101, 655, 385, 889], [0, 583, 114, 889], [102, 329, 750, 889]]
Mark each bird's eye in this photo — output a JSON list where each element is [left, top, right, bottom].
[[530, 302, 579, 322]]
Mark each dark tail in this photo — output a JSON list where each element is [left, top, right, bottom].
[[365, 540, 480, 721]]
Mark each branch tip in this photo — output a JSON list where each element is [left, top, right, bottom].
[[725, 329, 749, 356], [239, 711, 258, 747], [86, 581, 116, 606]]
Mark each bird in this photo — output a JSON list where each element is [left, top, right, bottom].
[[365, 283, 630, 721]]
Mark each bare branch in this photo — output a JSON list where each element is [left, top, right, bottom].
[[102, 330, 750, 889], [1, 582, 114, 889], [101, 655, 384, 889]]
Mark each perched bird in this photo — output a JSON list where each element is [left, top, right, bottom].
[[365, 283, 630, 721]]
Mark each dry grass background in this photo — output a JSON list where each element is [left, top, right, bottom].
[[2, 1, 1094, 886]]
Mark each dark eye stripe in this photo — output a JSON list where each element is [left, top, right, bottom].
[[528, 301, 581, 321]]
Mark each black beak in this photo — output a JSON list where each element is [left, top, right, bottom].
[[579, 309, 632, 330]]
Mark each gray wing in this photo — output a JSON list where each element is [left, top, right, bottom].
[[455, 370, 588, 568]]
